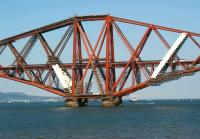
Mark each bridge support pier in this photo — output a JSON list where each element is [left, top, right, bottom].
[[66, 98, 88, 107], [101, 97, 123, 107]]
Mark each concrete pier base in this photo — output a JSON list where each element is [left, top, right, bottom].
[[101, 97, 122, 107], [66, 98, 88, 107]]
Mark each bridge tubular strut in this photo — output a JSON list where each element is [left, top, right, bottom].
[[0, 15, 199, 107]]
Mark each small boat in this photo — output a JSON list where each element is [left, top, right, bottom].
[[130, 95, 137, 102], [147, 101, 155, 105], [24, 100, 30, 103]]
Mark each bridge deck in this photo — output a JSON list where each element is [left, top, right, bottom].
[[0, 60, 196, 70]]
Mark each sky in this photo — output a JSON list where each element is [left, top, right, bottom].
[[0, 0, 199, 99]]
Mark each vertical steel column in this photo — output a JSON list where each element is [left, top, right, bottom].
[[77, 27, 83, 94], [110, 22, 116, 92], [72, 20, 77, 96], [132, 61, 136, 86], [105, 16, 111, 95]]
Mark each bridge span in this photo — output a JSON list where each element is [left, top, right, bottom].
[[0, 15, 199, 106]]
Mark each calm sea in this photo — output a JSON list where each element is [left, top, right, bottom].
[[0, 100, 200, 139]]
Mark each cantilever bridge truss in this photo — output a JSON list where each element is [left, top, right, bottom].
[[0, 15, 199, 101]]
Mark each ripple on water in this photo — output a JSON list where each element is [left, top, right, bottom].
[[0, 101, 200, 139]]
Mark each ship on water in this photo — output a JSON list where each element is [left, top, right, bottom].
[[130, 95, 138, 102]]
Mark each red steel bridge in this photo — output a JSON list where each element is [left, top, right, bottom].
[[0, 15, 199, 106]]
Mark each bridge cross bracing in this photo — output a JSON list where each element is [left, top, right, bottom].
[[0, 15, 199, 106]]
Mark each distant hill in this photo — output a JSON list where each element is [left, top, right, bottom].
[[0, 91, 64, 102]]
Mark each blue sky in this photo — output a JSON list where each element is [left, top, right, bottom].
[[0, 0, 199, 99]]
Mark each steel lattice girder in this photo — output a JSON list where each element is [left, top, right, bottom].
[[0, 15, 199, 99]]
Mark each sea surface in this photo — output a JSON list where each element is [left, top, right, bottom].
[[0, 100, 200, 139]]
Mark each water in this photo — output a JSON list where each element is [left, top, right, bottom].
[[0, 100, 200, 139]]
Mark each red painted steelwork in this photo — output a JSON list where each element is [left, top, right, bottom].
[[0, 15, 199, 100]]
